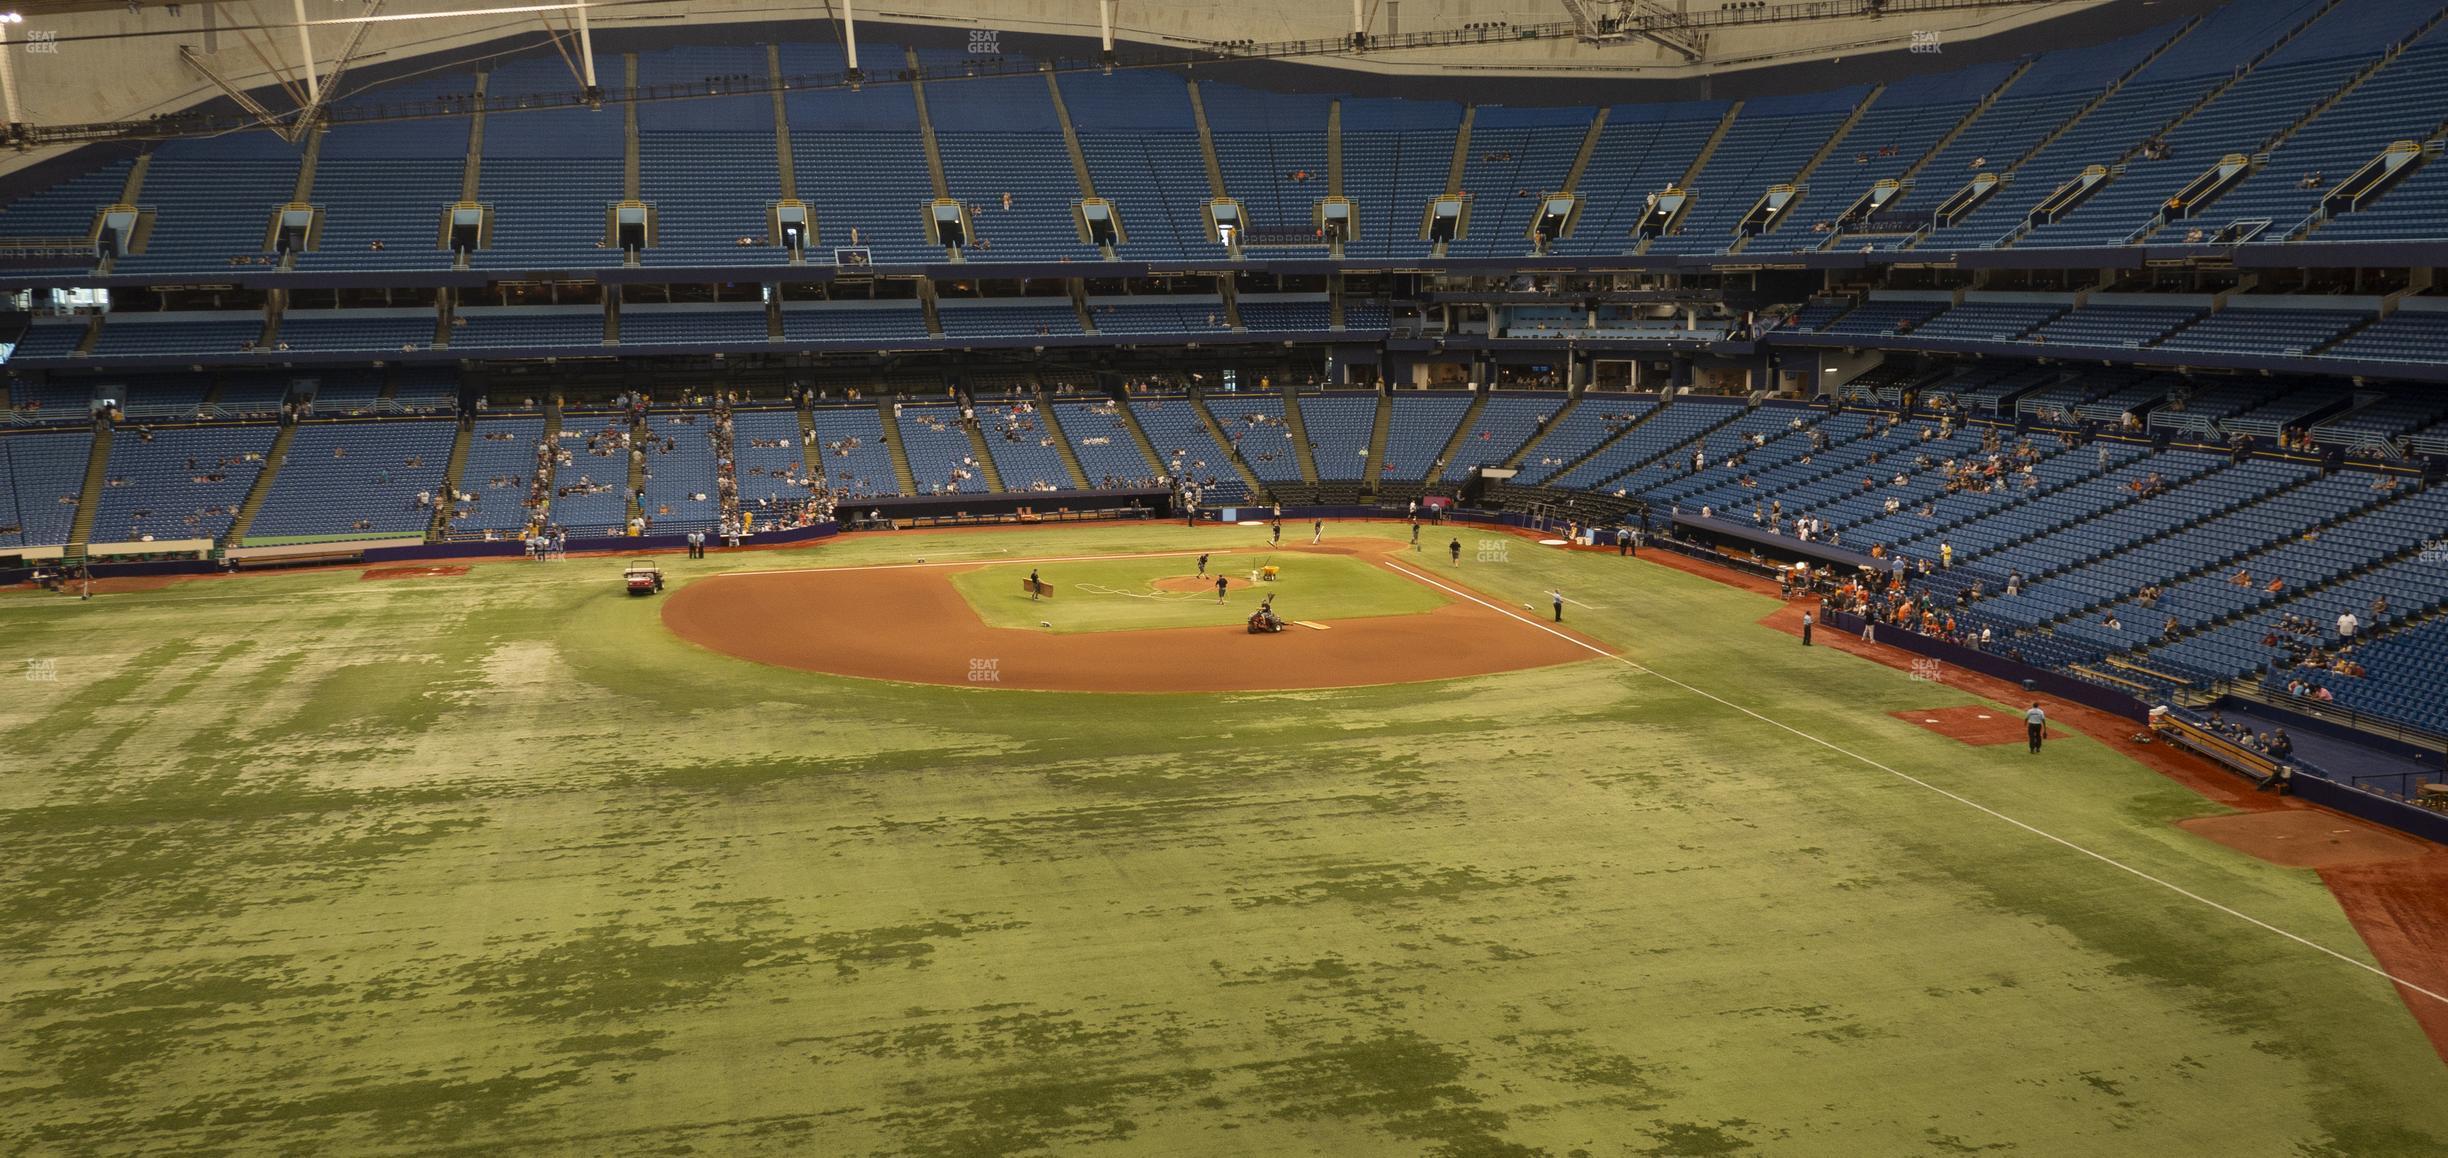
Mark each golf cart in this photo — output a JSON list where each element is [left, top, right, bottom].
[[624, 559, 665, 596]]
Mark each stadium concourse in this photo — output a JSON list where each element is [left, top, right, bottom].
[[8, 0, 2448, 1151]]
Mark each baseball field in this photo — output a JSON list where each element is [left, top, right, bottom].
[[3, 520, 2446, 1156]]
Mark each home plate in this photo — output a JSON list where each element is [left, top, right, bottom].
[[1295, 620, 1331, 630]]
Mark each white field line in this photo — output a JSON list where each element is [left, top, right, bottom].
[[1380, 559, 2448, 1010]]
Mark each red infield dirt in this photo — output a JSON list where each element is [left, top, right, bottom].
[[659, 541, 1602, 693], [2179, 810, 2432, 869], [1891, 705, 2059, 746], [361, 565, 471, 581]]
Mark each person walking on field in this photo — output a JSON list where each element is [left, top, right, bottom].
[[1411, 523, 1422, 551], [1551, 589, 1565, 623], [1030, 568, 1041, 601], [2025, 702, 2048, 754], [1801, 610, 1814, 646], [1448, 538, 1462, 564], [1215, 574, 1229, 603], [1271, 520, 1282, 547], [1196, 553, 1210, 577], [1311, 518, 1322, 545]]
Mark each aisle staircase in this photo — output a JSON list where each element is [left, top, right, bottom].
[[431, 418, 474, 540], [877, 397, 919, 494], [623, 413, 647, 526], [225, 423, 295, 545], [65, 424, 111, 551], [962, 412, 1008, 492], [795, 392, 819, 478], [1188, 391, 1268, 499], [1110, 391, 1170, 482], [1898, 59, 2033, 187], [1185, 80, 1230, 198], [1033, 384, 1094, 489], [1502, 392, 1582, 470], [1279, 386, 1321, 486], [1361, 390, 1392, 494], [1527, 398, 1675, 488], [1425, 392, 1491, 488]]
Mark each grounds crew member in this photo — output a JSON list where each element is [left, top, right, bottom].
[[1449, 538, 1462, 563], [2026, 702, 2048, 753]]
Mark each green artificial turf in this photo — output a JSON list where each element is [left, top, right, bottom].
[[1, 521, 2443, 1156], [948, 551, 1447, 633]]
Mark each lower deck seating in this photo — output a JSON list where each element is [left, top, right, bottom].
[[91, 424, 277, 544], [0, 430, 95, 546], [250, 419, 457, 540]]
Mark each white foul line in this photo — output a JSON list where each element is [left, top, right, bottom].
[[1381, 559, 2448, 1010]]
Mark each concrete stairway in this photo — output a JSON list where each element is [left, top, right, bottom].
[[65, 424, 111, 550], [877, 397, 919, 494], [1033, 384, 1093, 489], [225, 423, 296, 546]]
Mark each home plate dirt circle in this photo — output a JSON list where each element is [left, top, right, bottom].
[[660, 551, 1603, 693]]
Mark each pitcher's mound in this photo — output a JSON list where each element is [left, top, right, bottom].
[[1150, 575, 1218, 593]]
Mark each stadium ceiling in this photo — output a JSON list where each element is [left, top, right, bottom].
[[0, 0, 2134, 150]]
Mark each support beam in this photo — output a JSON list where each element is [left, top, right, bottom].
[[290, 0, 319, 105], [0, 15, 25, 133], [178, 44, 298, 142], [573, 0, 599, 99], [1098, 0, 1115, 65], [842, 0, 862, 79], [290, 1, 388, 138]]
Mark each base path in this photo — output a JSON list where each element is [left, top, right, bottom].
[[661, 542, 1603, 693]]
